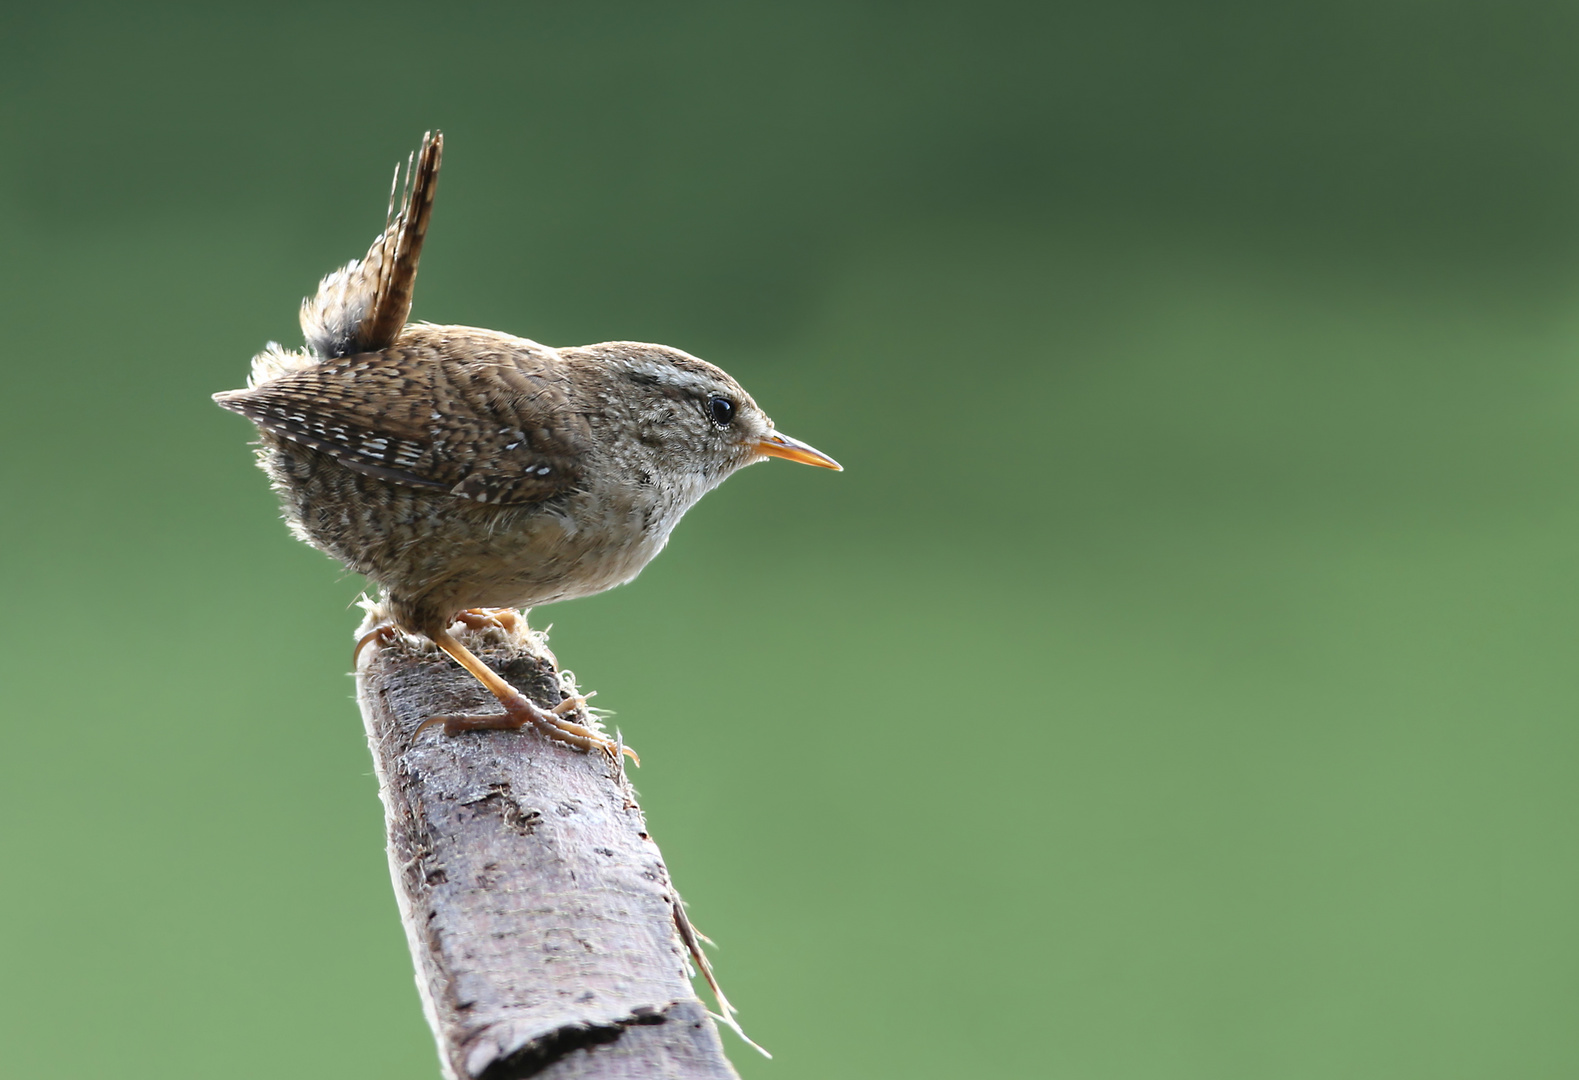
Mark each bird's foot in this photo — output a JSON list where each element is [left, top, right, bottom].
[[353, 623, 399, 666], [453, 608, 522, 633], [416, 691, 638, 764]]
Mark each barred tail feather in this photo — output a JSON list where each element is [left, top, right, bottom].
[[299, 131, 442, 359]]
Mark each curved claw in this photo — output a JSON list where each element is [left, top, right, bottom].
[[354, 624, 398, 666], [411, 714, 449, 739], [551, 691, 596, 716], [453, 608, 522, 633]]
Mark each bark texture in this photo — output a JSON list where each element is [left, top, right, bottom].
[[354, 614, 741, 1080]]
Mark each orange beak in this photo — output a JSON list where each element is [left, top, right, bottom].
[[755, 431, 842, 471]]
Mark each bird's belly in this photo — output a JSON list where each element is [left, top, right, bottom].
[[264, 439, 704, 617], [437, 485, 692, 611]]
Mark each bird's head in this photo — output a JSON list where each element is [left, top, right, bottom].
[[575, 342, 842, 482]]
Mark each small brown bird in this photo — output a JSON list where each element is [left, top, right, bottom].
[[215, 132, 839, 759]]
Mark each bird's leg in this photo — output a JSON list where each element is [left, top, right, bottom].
[[415, 628, 638, 763]]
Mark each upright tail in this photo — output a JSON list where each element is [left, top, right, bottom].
[[299, 131, 443, 358]]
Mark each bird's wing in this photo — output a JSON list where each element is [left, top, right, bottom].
[[213, 341, 590, 506], [299, 131, 442, 359]]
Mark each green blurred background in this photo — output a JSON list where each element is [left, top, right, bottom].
[[3, 2, 1577, 1076]]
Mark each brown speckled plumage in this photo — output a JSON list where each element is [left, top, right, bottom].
[[214, 132, 840, 756]]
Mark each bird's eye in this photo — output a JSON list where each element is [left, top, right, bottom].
[[707, 396, 736, 427]]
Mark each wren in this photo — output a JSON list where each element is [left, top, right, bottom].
[[214, 132, 840, 759]]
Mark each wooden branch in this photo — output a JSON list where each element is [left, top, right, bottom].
[[354, 610, 743, 1080]]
